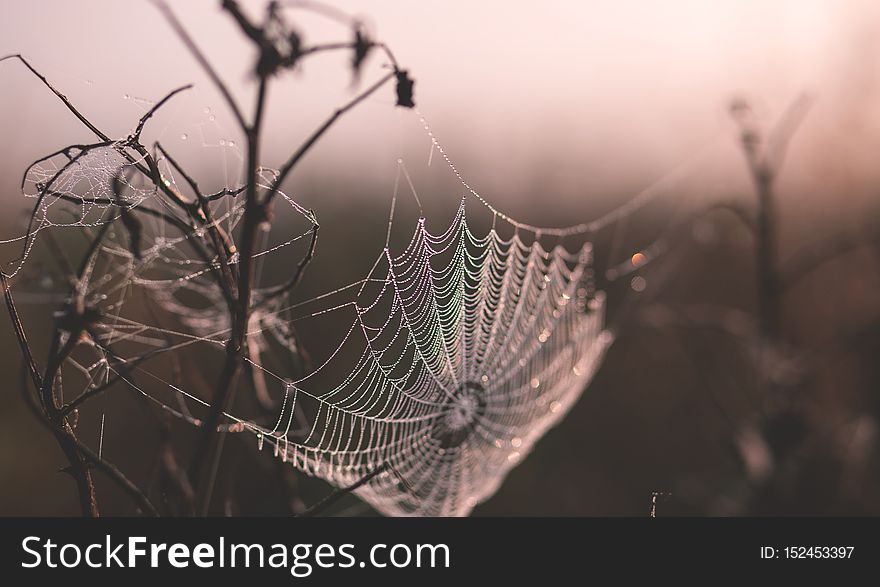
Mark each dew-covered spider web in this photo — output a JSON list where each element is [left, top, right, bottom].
[[240, 195, 612, 516], [3, 97, 697, 515]]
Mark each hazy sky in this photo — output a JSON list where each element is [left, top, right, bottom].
[[1, 0, 878, 227]]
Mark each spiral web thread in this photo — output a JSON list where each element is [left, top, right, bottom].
[[2, 109, 693, 516], [244, 199, 610, 516]]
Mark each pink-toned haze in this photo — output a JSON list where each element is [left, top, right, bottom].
[[0, 0, 878, 243]]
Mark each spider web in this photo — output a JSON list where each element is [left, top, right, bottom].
[[241, 198, 610, 516], [1, 143, 156, 277], [3, 106, 694, 516]]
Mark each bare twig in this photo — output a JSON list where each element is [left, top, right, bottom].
[[1, 272, 42, 391], [0, 54, 111, 141], [129, 84, 193, 144], [151, 0, 247, 130], [155, 142, 238, 307], [265, 71, 395, 207], [76, 438, 160, 517], [260, 219, 319, 303], [3, 271, 99, 516]]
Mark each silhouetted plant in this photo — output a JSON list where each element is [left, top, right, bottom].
[[1, 0, 414, 517]]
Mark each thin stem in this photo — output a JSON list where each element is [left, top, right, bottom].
[[191, 72, 270, 516], [260, 220, 319, 303], [155, 142, 238, 307], [9, 303, 98, 518], [129, 84, 193, 144], [151, 0, 247, 131], [265, 71, 394, 207], [39, 327, 99, 517], [1, 272, 42, 392], [61, 353, 155, 416], [0, 54, 111, 142], [752, 164, 779, 340], [76, 437, 160, 517], [736, 119, 780, 342]]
